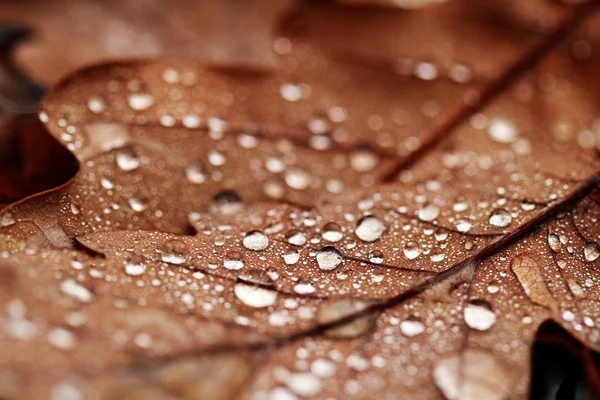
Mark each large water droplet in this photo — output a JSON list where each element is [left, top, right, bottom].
[[322, 222, 343, 242], [403, 241, 422, 260], [60, 279, 93, 303], [242, 230, 269, 251], [488, 119, 518, 143], [418, 203, 439, 222], [234, 283, 277, 308], [286, 230, 307, 246], [488, 208, 511, 228], [116, 149, 140, 171], [400, 318, 425, 337], [355, 215, 386, 242], [160, 239, 188, 264], [285, 167, 311, 190], [584, 241, 600, 262], [224, 251, 244, 270], [128, 196, 148, 212], [185, 161, 207, 184], [456, 219, 472, 233], [547, 233, 561, 252], [316, 246, 343, 271], [464, 301, 496, 331], [128, 92, 154, 110]]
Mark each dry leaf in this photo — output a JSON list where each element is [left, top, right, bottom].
[[1, 1, 600, 399]]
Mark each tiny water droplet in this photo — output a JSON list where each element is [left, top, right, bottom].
[[285, 167, 311, 190], [400, 317, 425, 337], [456, 219, 472, 233], [87, 95, 105, 113], [128, 196, 148, 212], [488, 119, 518, 143], [350, 147, 379, 172]]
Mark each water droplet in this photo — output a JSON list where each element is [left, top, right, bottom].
[[322, 222, 343, 242], [125, 261, 146, 276], [316, 246, 343, 271], [369, 249, 384, 264], [208, 191, 243, 215], [116, 149, 140, 171], [182, 114, 201, 129], [87, 95, 105, 113], [430, 248, 445, 262], [48, 327, 76, 350], [488, 119, 518, 143], [100, 178, 114, 190], [128, 92, 154, 110], [283, 252, 300, 265], [224, 251, 244, 270], [60, 279, 93, 303], [456, 219, 472, 233], [521, 199, 536, 211], [311, 359, 336, 378], [294, 282, 316, 294], [286, 373, 322, 397], [287, 230, 307, 246], [234, 283, 277, 308], [464, 301, 496, 331], [548, 233, 561, 252], [242, 230, 269, 251], [403, 241, 422, 260], [280, 83, 304, 102], [355, 215, 386, 242], [208, 150, 226, 166], [185, 161, 207, 184], [128, 196, 148, 212], [350, 147, 379, 172], [160, 239, 188, 264], [285, 167, 311, 190], [584, 241, 600, 262], [400, 318, 425, 337], [488, 208, 511, 228], [418, 203, 440, 222]]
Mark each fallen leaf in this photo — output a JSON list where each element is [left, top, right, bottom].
[[1, 1, 600, 399]]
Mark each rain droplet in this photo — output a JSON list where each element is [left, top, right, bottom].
[[182, 114, 201, 129], [116, 149, 140, 171], [322, 222, 343, 242], [160, 239, 188, 264], [584, 241, 600, 262], [185, 161, 207, 184], [128, 92, 154, 111], [355, 215, 386, 242], [280, 83, 304, 102], [464, 301, 496, 331], [488, 119, 518, 143], [234, 283, 277, 308], [224, 251, 244, 270], [294, 282, 316, 294], [287, 230, 307, 246], [60, 279, 93, 303], [488, 208, 511, 228], [350, 147, 379, 172], [418, 203, 440, 222], [242, 230, 269, 251], [87, 95, 105, 113], [208, 150, 226, 166], [403, 241, 422, 260], [548, 233, 561, 252], [125, 261, 146, 276], [430, 248, 445, 262], [316, 246, 343, 271], [400, 318, 425, 337], [128, 196, 148, 212], [285, 167, 311, 190], [369, 249, 384, 264], [456, 219, 472, 233]]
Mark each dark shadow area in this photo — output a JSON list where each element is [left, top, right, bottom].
[[530, 321, 600, 400]]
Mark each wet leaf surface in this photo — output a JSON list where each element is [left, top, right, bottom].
[[1, 1, 600, 399]]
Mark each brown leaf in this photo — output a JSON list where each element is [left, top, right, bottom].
[[1, 1, 600, 399]]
